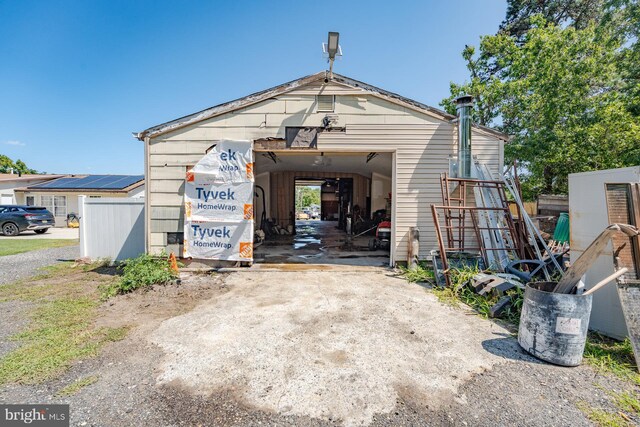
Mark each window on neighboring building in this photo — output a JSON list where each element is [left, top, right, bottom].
[[40, 195, 53, 213], [54, 196, 66, 217], [316, 95, 335, 112], [26, 196, 35, 206], [40, 195, 67, 217]]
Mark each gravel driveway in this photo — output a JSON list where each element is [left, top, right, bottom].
[[151, 268, 514, 425], [0, 227, 79, 240], [0, 266, 636, 426], [0, 245, 79, 285]]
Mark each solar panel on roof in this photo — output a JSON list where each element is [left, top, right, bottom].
[[31, 175, 143, 190]]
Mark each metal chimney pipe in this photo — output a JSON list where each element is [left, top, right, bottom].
[[454, 95, 474, 178]]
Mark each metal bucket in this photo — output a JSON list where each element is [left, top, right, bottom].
[[518, 282, 593, 367]]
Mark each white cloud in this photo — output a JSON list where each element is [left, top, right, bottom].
[[4, 140, 25, 146]]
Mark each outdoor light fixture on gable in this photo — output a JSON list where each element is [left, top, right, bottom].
[[327, 32, 339, 58], [322, 31, 342, 79]]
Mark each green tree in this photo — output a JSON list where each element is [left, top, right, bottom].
[[0, 155, 13, 173], [607, 0, 640, 116], [442, 6, 640, 199], [501, 0, 605, 39], [441, 0, 608, 127], [295, 186, 320, 211], [0, 155, 38, 174]]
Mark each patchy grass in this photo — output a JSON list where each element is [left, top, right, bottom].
[[0, 260, 127, 385], [577, 388, 640, 427], [32, 261, 77, 279], [431, 286, 461, 307], [576, 401, 634, 427], [584, 333, 640, 386], [0, 263, 74, 302], [0, 239, 77, 256], [56, 375, 99, 397], [0, 260, 117, 303], [614, 390, 640, 414], [101, 253, 177, 300], [397, 262, 434, 284], [0, 262, 97, 302], [36, 259, 110, 276], [0, 298, 127, 385], [423, 265, 524, 326]]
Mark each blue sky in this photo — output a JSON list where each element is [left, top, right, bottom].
[[0, 0, 506, 174]]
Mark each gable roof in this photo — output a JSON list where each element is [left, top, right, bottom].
[[24, 174, 144, 192], [0, 174, 64, 183], [134, 71, 509, 141]]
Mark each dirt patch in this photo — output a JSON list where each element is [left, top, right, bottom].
[[155, 382, 336, 427], [0, 263, 115, 303], [96, 272, 228, 333]]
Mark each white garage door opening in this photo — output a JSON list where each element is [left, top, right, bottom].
[[253, 151, 393, 266]]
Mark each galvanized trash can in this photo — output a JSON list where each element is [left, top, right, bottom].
[[518, 282, 593, 366]]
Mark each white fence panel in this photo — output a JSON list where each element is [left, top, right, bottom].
[[79, 196, 145, 261]]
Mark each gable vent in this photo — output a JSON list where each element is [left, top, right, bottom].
[[317, 95, 335, 112]]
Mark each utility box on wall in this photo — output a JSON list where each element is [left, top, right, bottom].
[[569, 166, 640, 339]]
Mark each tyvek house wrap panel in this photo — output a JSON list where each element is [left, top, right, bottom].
[[183, 220, 253, 261], [185, 181, 254, 222], [188, 139, 254, 183], [183, 140, 254, 261]]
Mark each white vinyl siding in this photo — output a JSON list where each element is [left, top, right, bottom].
[[146, 83, 504, 261]]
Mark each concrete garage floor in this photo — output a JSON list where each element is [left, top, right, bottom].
[[151, 268, 513, 426], [254, 220, 390, 267]]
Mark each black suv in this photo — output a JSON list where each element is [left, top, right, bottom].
[[0, 205, 55, 236]]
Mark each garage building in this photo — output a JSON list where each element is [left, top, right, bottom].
[[135, 72, 508, 265]]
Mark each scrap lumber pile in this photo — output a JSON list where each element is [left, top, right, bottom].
[[431, 163, 640, 365], [430, 161, 568, 315]]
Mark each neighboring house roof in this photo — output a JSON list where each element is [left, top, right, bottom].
[[17, 174, 145, 193], [0, 173, 65, 183], [134, 71, 510, 141]]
